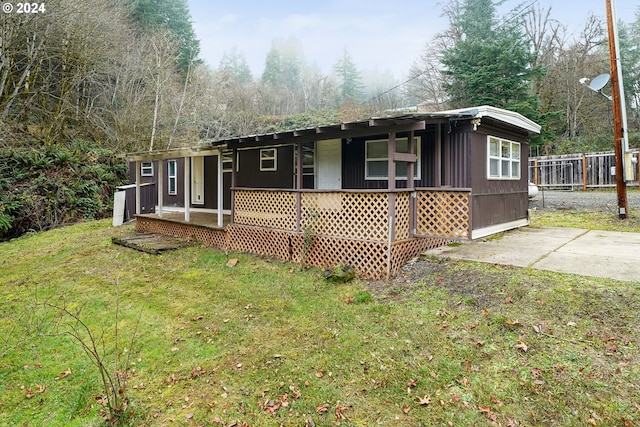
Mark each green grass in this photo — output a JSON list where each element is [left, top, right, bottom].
[[531, 209, 640, 232], [1, 219, 640, 426]]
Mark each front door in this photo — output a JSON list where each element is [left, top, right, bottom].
[[316, 139, 342, 189], [191, 156, 204, 205]]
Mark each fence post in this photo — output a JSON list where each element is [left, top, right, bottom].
[[582, 153, 587, 191]]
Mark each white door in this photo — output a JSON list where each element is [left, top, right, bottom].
[[316, 139, 342, 189], [191, 156, 204, 205]]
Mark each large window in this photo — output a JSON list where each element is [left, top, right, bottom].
[[365, 137, 420, 180], [488, 136, 520, 180], [260, 148, 277, 171], [168, 160, 177, 195]]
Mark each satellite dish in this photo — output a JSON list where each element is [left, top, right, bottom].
[[588, 74, 610, 91]]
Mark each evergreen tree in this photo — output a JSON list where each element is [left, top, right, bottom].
[[619, 16, 640, 131], [333, 49, 364, 104], [132, 0, 200, 74], [219, 48, 253, 84], [441, 0, 543, 115]]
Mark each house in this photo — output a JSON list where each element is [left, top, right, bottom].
[[121, 105, 541, 279]]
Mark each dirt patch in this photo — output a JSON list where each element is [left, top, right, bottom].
[[366, 256, 514, 309]]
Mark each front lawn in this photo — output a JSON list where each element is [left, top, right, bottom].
[[1, 219, 638, 425]]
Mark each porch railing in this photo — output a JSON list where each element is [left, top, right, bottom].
[[233, 188, 471, 242]]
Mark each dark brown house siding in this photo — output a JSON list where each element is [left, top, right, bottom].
[[341, 127, 438, 189], [235, 146, 294, 189], [128, 160, 157, 185], [467, 121, 530, 230], [164, 158, 185, 208]]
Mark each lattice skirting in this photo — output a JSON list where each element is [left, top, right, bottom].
[[389, 237, 450, 277], [134, 218, 449, 280], [135, 217, 228, 249], [290, 234, 389, 280], [227, 225, 293, 261]]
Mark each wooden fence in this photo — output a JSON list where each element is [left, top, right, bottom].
[[529, 150, 640, 190]]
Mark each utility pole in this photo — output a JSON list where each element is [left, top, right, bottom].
[[605, 0, 628, 219]]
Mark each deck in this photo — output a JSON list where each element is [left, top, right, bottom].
[[137, 211, 231, 229], [132, 189, 472, 279]]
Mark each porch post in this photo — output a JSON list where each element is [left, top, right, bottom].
[[217, 149, 224, 228], [231, 148, 237, 224], [388, 131, 396, 243], [407, 131, 416, 238], [296, 142, 303, 232], [157, 159, 164, 218], [435, 124, 442, 187], [135, 160, 141, 215], [184, 156, 190, 222]]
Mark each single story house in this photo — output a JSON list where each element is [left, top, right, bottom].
[[121, 105, 541, 279]]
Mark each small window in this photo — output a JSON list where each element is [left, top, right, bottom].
[[222, 152, 238, 172], [141, 161, 153, 176], [260, 148, 277, 171], [488, 136, 520, 180], [168, 160, 177, 195], [365, 137, 420, 180]]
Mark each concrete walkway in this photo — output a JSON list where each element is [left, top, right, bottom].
[[424, 227, 640, 282]]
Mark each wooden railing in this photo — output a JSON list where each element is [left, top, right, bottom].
[[233, 188, 472, 242]]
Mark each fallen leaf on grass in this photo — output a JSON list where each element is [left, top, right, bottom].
[[316, 404, 329, 414], [335, 403, 351, 420], [506, 319, 522, 327], [479, 405, 498, 422], [514, 342, 528, 352], [55, 368, 72, 380], [491, 396, 504, 407], [416, 395, 432, 406], [25, 384, 46, 398]]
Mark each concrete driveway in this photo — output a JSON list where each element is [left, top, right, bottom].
[[425, 227, 640, 282]]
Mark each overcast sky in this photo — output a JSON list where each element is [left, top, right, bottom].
[[187, 0, 638, 80]]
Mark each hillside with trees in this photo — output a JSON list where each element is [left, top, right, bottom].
[[1, 0, 639, 239]]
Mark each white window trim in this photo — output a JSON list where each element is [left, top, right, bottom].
[[168, 160, 178, 195], [260, 148, 277, 171], [487, 136, 521, 180], [294, 142, 316, 177], [365, 136, 421, 180], [222, 152, 239, 173], [141, 161, 154, 177]]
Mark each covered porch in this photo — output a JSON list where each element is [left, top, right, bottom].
[[132, 187, 471, 279]]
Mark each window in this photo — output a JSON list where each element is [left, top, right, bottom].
[[488, 136, 520, 179], [260, 148, 277, 171], [141, 161, 153, 176], [294, 142, 315, 177], [365, 137, 421, 180], [168, 160, 177, 195], [222, 151, 238, 172]]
